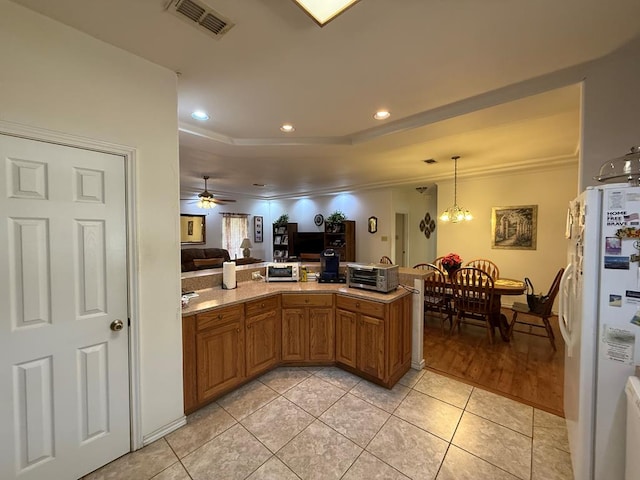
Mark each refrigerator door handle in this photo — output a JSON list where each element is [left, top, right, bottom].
[[558, 262, 573, 357]]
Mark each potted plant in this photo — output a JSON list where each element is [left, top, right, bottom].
[[273, 213, 289, 228], [326, 210, 346, 232]]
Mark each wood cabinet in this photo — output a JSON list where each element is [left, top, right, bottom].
[[182, 289, 411, 413], [245, 295, 281, 377], [273, 222, 297, 261], [281, 293, 334, 362], [336, 294, 411, 386], [183, 304, 245, 414], [324, 220, 355, 262]]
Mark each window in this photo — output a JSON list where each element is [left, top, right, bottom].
[[222, 213, 249, 259]]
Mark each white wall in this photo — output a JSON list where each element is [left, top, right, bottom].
[[0, 1, 182, 441], [180, 199, 271, 260], [580, 36, 640, 190], [437, 163, 578, 302], [392, 186, 439, 267], [266, 186, 439, 267], [269, 190, 395, 263]]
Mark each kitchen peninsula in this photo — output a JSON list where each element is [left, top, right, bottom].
[[181, 275, 413, 414]]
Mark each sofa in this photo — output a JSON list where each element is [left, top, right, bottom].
[[181, 248, 231, 272]]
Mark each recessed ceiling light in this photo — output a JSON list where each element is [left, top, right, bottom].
[[423, 158, 437, 164], [374, 110, 390, 120], [191, 110, 209, 121], [291, 0, 360, 27], [253, 183, 265, 187], [280, 124, 295, 132]]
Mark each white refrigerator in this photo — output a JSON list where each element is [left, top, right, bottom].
[[561, 184, 640, 480]]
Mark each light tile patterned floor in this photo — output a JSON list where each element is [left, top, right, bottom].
[[83, 366, 573, 480]]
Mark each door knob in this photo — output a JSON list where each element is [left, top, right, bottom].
[[110, 319, 124, 331]]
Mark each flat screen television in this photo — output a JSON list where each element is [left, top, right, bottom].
[[293, 232, 324, 258]]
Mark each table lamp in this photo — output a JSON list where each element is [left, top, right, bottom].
[[240, 238, 252, 258]]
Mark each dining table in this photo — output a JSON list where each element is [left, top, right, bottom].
[[490, 278, 527, 341], [441, 275, 526, 342]]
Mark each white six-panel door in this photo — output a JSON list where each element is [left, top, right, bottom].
[[0, 134, 130, 479]]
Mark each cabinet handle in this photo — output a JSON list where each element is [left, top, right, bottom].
[[218, 314, 223, 319], [247, 324, 251, 329], [260, 303, 265, 308], [356, 302, 360, 308], [236, 328, 240, 333], [305, 298, 309, 303]]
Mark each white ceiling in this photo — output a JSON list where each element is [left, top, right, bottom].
[[13, 0, 640, 201]]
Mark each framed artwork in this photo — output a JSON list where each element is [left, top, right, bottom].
[[180, 214, 206, 244], [368, 216, 378, 234], [254, 215, 263, 243], [491, 205, 538, 250]]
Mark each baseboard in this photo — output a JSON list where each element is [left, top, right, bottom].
[[411, 359, 425, 370], [142, 416, 187, 446]]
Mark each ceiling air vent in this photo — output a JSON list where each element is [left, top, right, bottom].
[[165, 0, 234, 39]]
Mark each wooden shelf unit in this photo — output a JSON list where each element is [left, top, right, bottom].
[[324, 220, 355, 262], [273, 222, 297, 261]]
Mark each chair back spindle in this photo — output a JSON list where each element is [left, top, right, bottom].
[[465, 259, 500, 280]]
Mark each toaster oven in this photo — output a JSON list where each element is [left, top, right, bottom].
[[266, 262, 300, 282], [346, 263, 399, 293]]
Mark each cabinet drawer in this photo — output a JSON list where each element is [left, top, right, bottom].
[[336, 295, 385, 318], [282, 293, 333, 308], [196, 304, 244, 331], [245, 295, 279, 317]]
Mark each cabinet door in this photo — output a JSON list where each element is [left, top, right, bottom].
[[246, 308, 281, 377], [335, 309, 357, 368], [282, 308, 307, 361], [196, 320, 244, 403], [357, 314, 385, 381], [309, 307, 335, 361]]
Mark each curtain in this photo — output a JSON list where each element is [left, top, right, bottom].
[[222, 213, 249, 259]]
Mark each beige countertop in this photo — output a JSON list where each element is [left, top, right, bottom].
[[181, 280, 412, 316]]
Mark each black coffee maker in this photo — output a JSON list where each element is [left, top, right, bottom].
[[319, 248, 344, 283]]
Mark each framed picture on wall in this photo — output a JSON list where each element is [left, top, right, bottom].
[[180, 214, 206, 245], [254, 215, 263, 243], [491, 205, 538, 250]]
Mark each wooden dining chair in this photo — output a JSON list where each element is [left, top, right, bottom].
[[507, 267, 564, 351], [432, 256, 445, 271], [465, 258, 500, 280], [379, 256, 393, 264], [412, 263, 431, 270], [422, 264, 453, 333], [450, 267, 496, 344]]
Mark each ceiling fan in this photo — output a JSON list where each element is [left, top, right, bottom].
[[182, 175, 236, 209]]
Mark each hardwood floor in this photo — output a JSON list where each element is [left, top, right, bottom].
[[423, 308, 565, 417]]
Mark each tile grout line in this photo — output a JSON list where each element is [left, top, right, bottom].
[[175, 366, 566, 480], [160, 438, 195, 480]]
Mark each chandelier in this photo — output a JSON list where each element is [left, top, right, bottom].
[[440, 155, 472, 223]]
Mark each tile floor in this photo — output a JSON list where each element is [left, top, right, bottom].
[[83, 367, 574, 480]]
